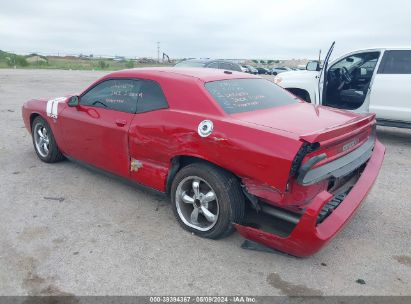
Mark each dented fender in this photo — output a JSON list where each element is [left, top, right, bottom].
[[127, 109, 302, 192]]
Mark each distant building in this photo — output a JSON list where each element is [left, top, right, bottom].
[[79, 54, 93, 60], [26, 54, 48, 64], [113, 56, 126, 61]]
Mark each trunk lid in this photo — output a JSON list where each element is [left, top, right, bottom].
[[232, 102, 376, 168], [232, 102, 375, 143]]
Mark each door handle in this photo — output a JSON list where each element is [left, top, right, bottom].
[[115, 119, 127, 127]]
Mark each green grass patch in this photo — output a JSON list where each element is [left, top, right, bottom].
[[0, 50, 172, 71]]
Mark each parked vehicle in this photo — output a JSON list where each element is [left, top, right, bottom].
[[270, 66, 293, 75], [175, 59, 242, 72], [242, 65, 258, 74], [256, 67, 270, 75], [275, 44, 411, 128], [241, 65, 250, 73], [22, 68, 384, 257]]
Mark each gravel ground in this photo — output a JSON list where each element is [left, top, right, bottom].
[[0, 69, 410, 296]]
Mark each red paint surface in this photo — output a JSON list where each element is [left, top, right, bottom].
[[22, 68, 385, 256]]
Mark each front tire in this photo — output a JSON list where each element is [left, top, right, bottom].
[[32, 116, 64, 163], [171, 163, 245, 239]]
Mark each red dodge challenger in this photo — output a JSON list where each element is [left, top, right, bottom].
[[22, 68, 385, 257]]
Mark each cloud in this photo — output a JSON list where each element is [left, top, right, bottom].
[[0, 0, 410, 59]]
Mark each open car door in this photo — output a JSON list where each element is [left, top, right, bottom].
[[317, 41, 335, 104]]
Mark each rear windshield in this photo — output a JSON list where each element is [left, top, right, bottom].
[[205, 78, 298, 114], [175, 61, 206, 67]]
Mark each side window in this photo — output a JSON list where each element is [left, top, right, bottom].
[[207, 62, 219, 69], [80, 79, 140, 113], [220, 62, 240, 71], [378, 50, 411, 74], [220, 62, 231, 70], [137, 80, 168, 113], [230, 63, 242, 72]]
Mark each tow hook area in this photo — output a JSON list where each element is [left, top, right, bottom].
[[238, 185, 303, 254]]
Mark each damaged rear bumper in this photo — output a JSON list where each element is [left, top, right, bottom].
[[235, 140, 385, 257]]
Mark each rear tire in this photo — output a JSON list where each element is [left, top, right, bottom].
[[171, 163, 245, 239], [32, 116, 64, 163]]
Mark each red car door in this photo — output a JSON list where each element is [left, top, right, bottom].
[[60, 79, 140, 178], [127, 79, 170, 190]]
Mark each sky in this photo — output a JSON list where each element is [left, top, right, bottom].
[[1, 0, 410, 60]]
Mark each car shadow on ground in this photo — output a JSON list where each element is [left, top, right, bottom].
[[376, 126, 411, 146]]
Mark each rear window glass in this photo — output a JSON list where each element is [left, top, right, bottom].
[[205, 78, 298, 114]]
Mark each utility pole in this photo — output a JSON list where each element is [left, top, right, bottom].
[[157, 41, 160, 63]]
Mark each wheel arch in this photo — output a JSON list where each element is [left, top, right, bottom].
[[29, 112, 42, 131], [165, 155, 239, 196]]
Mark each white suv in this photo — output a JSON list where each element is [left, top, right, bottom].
[[275, 46, 411, 128]]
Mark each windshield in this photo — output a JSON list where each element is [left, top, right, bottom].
[[330, 52, 380, 72], [331, 55, 363, 70], [205, 78, 298, 114], [175, 60, 206, 67]]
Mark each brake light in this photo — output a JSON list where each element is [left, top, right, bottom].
[[289, 142, 320, 177]]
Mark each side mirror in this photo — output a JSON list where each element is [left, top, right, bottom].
[[306, 61, 320, 71], [68, 96, 79, 107], [360, 67, 367, 76]]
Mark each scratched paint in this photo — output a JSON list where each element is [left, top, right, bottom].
[[130, 159, 143, 172]]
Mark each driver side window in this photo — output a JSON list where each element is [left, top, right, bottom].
[[80, 79, 140, 113]]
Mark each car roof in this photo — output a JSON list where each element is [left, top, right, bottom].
[[178, 58, 236, 64], [330, 46, 411, 65], [354, 46, 411, 51], [104, 67, 259, 83], [333, 47, 411, 57]]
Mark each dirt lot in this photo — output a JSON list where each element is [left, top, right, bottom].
[[0, 69, 410, 296]]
